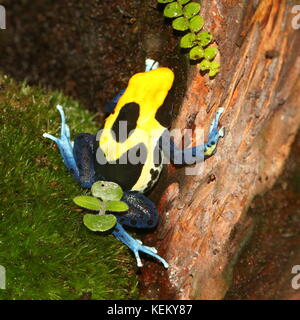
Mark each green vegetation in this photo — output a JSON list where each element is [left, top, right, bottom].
[[0, 74, 139, 300], [74, 181, 129, 232], [157, 0, 220, 77]]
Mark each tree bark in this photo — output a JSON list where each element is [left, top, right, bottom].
[[141, 0, 300, 300]]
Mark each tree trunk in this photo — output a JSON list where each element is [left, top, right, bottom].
[[141, 0, 300, 300]]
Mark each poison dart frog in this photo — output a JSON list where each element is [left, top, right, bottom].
[[43, 59, 224, 268]]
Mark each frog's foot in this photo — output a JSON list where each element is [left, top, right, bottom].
[[145, 58, 160, 72], [208, 107, 225, 141], [204, 107, 225, 157], [43, 105, 79, 178], [113, 223, 169, 268]]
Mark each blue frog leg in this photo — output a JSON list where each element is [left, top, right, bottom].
[[112, 222, 169, 268], [160, 107, 225, 165], [43, 105, 80, 181]]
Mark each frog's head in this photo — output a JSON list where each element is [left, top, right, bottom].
[[115, 67, 175, 126]]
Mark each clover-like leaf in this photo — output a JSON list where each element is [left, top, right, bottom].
[[180, 32, 196, 48], [157, 0, 174, 3], [178, 0, 191, 4], [172, 17, 189, 31], [91, 181, 123, 201], [183, 2, 201, 19], [204, 47, 218, 60], [196, 32, 213, 47], [199, 59, 211, 71], [209, 61, 220, 77], [189, 45, 205, 60], [83, 214, 117, 232], [106, 201, 129, 213], [189, 15, 204, 32], [73, 196, 103, 211], [164, 2, 183, 18]]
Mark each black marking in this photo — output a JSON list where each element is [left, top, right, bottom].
[[114, 227, 120, 233], [150, 168, 159, 181], [155, 88, 174, 128], [94, 142, 147, 191], [111, 102, 140, 143]]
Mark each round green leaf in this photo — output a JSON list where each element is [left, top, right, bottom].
[[189, 45, 205, 60], [83, 214, 117, 232], [199, 59, 211, 71], [209, 61, 220, 77], [91, 181, 123, 201], [196, 32, 213, 47], [164, 2, 183, 18], [183, 2, 201, 19], [73, 196, 103, 211], [204, 47, 218, 60], [189, 15, 204, 32], [178, 0, 191, 4], [172, 17, 189, 31], [157, 0, 174, 3], [106, 201, 129, 212], [180, 32, 196, 48]]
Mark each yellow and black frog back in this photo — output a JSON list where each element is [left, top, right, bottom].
[[94, 67, 174, 192]]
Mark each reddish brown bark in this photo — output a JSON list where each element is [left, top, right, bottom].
[[141, 0, 300, 299]]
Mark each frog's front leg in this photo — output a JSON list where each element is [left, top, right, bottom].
[[161, 107, 225, 164], [43, 105, 80, 181], [113, 222, 169, 268]]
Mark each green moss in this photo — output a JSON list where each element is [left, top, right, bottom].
[[0, 74, 139, 300]]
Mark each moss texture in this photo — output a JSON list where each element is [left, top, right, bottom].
[[0, 74, 139, 300]]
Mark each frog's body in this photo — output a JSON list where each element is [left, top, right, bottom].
[[95, 67, 174, 193], [43, 59, 224, 268]]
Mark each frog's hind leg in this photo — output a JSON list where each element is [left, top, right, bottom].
[[113, 222, 168, 268], [43, 105, 80, 181], [114, 191, 158, 228], [112, 191, 167, 268]]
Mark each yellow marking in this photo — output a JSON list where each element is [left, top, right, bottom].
[[204, 144, 216, 157], [98, 67, 174, 192]]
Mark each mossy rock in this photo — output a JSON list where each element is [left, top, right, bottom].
[[0, 74, 139, 300]]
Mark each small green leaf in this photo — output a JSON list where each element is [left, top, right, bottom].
[[180, 32, 196, 48], [183, 2, 201, 19], [177, 0, 191, 4], [157, 0, 174, 3], [204, 47, 218, 60], [199, 59, 211, 71], [209, 61, 220, 77], [83, 214, 117, 232], [164, 2, 183, 18], [73, 196, 103, 211], [107, 201, 129, 212], [189, 45, 205, 60], [172, 17, 189, 31], [91, 181, 123, 201], [196, 32, 213, 47], [189, 15, 204, 32]]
